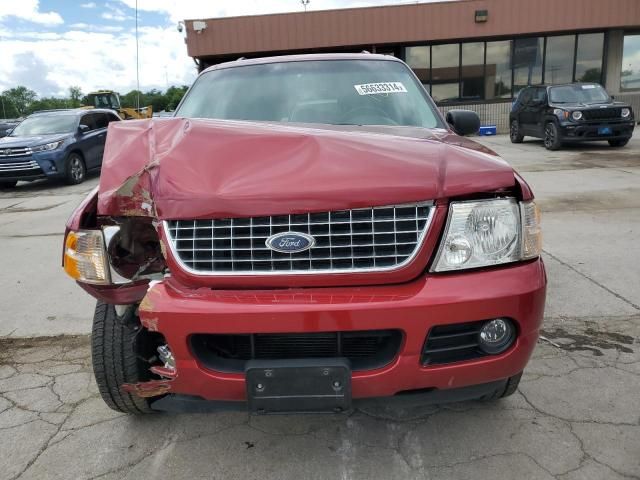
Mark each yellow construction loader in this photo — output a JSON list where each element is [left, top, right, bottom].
[[85, 90, 153, 120]]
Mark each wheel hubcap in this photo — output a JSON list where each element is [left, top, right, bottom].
[[545, 126, 554, 147], [511, 122, 518, 139], [71, 158, 83, 180]]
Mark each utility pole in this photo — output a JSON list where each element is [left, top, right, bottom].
[[0, 95, 5, 119], [135, 0, 140, 111], [301, 0, 310, 12]]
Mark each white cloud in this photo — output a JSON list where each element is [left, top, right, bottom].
[[81, 2, 97, 7], [0, 26, 195, 97], [0, 0, 63, 26]]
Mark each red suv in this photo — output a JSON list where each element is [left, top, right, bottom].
[[63, 54, 546, 415]]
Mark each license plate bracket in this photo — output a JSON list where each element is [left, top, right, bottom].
[[598, 126, 612, 135], [245, 358, 352, 414]]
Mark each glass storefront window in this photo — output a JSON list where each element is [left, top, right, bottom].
[[513, 37, 543, 93], [461, 42, 485, 101], [545, 35, 575, 84], [405, 46, 430, 89], [621, 34, 640, 90], [575, 33, 604, 83], [431, 44, 460, 102], [486, 40, 512, 99]]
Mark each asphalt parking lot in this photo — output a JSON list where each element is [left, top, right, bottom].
[[0, 135, 639, 480]]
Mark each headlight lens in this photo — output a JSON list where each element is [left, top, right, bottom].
[[63, 230, 110, 284], [432, 198, 541, 272], [32, 140, 64, 152], [571, 111, 583, 121], [621, 107, 631, 118]]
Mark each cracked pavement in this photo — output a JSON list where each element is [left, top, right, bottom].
[[1, 136, 639, 479]]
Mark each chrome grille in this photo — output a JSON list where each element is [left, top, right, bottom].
[[165, 202, 433, 275], [0, 147, 32, 158], [0, 159, 41, 174]]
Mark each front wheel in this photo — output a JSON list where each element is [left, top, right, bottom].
[[608, 139, 629, 147], [64, 152, 86, 185], [510, 120, 524, 143], [543, 122, 562, 150], [91, 302, 156, 414]]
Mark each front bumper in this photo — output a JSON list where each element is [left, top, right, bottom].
[[559, 120, 635, 141], [0, 151, 66, 182], [135, 258, 546, 403]]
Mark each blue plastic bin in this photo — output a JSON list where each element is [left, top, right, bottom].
[[479, 125, 497, 136]]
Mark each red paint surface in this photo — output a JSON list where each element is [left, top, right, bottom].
[[136, 259, 546, 400], [97, 118, 516, 220]]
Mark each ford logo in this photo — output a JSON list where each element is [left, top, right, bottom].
[[265, 231, 315, 254]]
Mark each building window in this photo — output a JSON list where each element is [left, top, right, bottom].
[[405, 46, 430, 90], [575, 33, 604, 83], [461, 42, 485, 101], [544, 35, 575, 84], [431, 43, 460, 103], [513, 37, 543, 93], [486, 40, 512, 99], [621, 34, 640, 90]]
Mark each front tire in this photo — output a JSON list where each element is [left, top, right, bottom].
[[543, 122, 562, 150], [510, 120, 524, 143], [608, 139, 629, 147], [64, 152, 86, 185], [91, 301, 156, 414]]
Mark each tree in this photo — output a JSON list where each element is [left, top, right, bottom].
[[68, 86, 83, 108], [1, 86, 37, 116], [165, 85, 188, 111]]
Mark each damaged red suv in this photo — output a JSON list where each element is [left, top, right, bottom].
[[63, 54, 545, 414]]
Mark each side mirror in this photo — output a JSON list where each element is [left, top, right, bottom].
[[446, 109, 480, 136], [5, 129, 13, 135], [78, 124, 90, 134]]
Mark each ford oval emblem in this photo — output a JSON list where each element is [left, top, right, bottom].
[[266, 231, 315, 254]]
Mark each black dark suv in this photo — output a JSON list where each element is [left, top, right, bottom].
[[510, 83, 635, 150]]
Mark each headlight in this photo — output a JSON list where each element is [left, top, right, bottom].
[[32, 140, 64, 152], [432, 198, 541, 272], [571, 111, 583, 121], [63, 230, 110, 284], [621, 108, 631, 118]]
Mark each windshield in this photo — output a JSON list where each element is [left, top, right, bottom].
[[177, 59, 442, 128], [549, 84, 610, 104], [11, 114, 78, 136]]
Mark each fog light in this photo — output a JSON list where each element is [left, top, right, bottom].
[[478, 318, 515, 354]]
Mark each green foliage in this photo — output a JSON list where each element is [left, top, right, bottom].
[[1, 86, 38, 118], [1, 85, 190, 120], [118, 86, 188, 111]]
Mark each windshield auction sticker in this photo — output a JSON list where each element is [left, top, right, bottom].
[[354, 82, 408, 95]]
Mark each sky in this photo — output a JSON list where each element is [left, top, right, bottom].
[[0, 0, 443, 98]]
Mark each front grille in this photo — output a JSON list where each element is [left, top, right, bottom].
[[0, 159, 42, 177], [0, 147, 32, 158], [165, 202, 433, 275], [422, 321, 487, 365], [582, 108, 621, 121], [191, 330, 403, 372]]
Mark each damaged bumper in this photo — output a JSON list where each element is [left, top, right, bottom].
[[127, 259, 546, 406]]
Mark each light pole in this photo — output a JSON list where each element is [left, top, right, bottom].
[[135, 0, 140, 111], [301, 0, 310, 12]]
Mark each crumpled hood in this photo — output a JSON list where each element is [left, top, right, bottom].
[[97, 118, 515, 219]]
